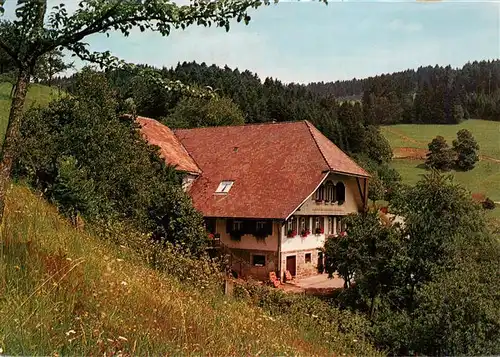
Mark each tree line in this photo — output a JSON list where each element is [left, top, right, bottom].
[[307, 60, 500, 124]]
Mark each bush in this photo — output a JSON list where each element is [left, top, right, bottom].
[[453, 129, 480, 171], [425, 135, 455, 171], [482, 197, 496, 210], [15, 69, 208, 255]]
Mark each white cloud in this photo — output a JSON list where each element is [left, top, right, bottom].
[[387, 19, 423, 32]]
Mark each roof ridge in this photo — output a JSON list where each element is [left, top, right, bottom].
[[304, 120, 332, 171], [174, 120, 305, 132]]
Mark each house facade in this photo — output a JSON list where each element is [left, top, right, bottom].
[[137, 116, 369, 281]]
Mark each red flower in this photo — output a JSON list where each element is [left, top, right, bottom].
[[287, 229, 297, 238], [208, 233, 214, 239]]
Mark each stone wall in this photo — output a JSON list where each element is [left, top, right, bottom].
[[280, 248, 323, 280], [229, 248, 278, 281]]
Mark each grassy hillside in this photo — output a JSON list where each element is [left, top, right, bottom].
[[0, 82, 62, 144], [381, 119, 500, 217], [381, 120, 500, 159], [0, 184, 379, 356]]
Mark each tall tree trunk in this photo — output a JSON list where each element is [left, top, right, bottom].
[[0, 69, 30, 223]]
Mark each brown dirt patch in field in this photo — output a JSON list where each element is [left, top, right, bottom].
[[393, 147, 428, 160], [480, 154, 500, 164], [472, 192, 486, 203]]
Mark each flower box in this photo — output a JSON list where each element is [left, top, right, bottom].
[[287, 229, 297, 238], [230, 230, 243, 241], [300, 229, 311, 237], [315, 227, 324, 235], [255, 230, 268, 241]]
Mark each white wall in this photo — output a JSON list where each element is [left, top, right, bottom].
[[281, 230, 326, 253]]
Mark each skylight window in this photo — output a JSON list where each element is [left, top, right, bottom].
[[215, 180, 234, 194]]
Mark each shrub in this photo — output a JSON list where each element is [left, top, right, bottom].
[[15, 69, 208, 255], [482, 197, 496, 210], [425, 135, 455, 171], [453, 129, 480, 171]]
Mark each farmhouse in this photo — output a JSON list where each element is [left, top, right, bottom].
[[137, 116, 370, 281]]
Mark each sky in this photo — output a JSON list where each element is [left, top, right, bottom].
[[4, 0, 500, 84]]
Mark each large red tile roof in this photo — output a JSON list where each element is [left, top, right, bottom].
[[173, 120, 369, 219], [136, 116, 201, 174]]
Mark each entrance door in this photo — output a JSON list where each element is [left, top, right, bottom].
[[286, 255, 296, 277]]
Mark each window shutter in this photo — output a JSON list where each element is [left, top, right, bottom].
[[266, 220, 273, 236], [226, 219, 233, 233], [336, 182, 346, 202]]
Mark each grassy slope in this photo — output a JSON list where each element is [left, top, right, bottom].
[[0, 83, 380, 355], [381, 120, 500, 218], [1, 185, 351, 355]]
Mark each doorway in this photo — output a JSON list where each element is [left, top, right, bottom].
[[286, 255, 296, 277]]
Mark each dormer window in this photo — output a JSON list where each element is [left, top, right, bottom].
[[215, 180, 234, 194]]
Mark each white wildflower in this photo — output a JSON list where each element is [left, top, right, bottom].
[[121, 281, 128, 286], [65, 329, 76, 336]]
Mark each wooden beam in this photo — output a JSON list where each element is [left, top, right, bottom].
[[363, 178, 369, 212], [356, 177, 366, 207]]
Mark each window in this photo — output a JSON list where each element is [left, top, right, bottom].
[[215, 180, 234, 194], [287, 219, 293, 232], [252, 255, 266, 267], [305, 253, 312, 264], [315, 185, 325, 201], [204, 218, 216, 234], [336, 217, 346, 234], [233, 220, 243, 231], [328, 217, 334, 235], [325, 181, 335, 202], [336, 182, 346, 203], [314, 217, 321, 229], [300, 217, 307, 231], [256, 221, 266, 231]]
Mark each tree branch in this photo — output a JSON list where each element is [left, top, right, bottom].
[[50, 0, 261, 53], [0, 39, 21, 67]]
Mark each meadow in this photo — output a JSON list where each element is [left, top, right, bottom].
[[381, 120, 500, 217], [0, 82, 62, 145]]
